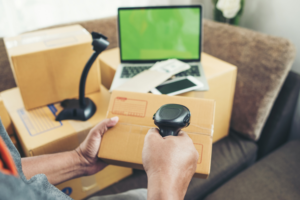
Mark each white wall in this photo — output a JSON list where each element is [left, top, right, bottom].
[[194, 0, 300, 74], [240, 0, 300, 74], [0, 0, 177, 37]]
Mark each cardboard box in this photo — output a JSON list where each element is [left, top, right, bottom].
[[178, 54, 237, 143], [98, 91, 215, 179], [9, 135, 22, 153], [56, 165, 132, 200], [4, 25, 101, 110], [99, 48, 120, 90], [99, 48, 237, 143], [1, 86, 110, 156], [0, 96, 14, 135], [1, 86, 133, 199]]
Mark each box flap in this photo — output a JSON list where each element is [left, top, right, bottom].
[[4, 25, 91, 56], [107, 91, 215, 137], [100, 90, 215, 178]]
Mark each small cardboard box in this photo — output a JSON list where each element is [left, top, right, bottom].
[[99, 48, 236, 143], [98, 91, 215, 179], [0, 96, 14, 135], [1, 86, 110, 156], [4, 25, 101, 110], [56, 165, 132, 200]]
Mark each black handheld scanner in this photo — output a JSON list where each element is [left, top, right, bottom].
[[153, 104, 191, 137]]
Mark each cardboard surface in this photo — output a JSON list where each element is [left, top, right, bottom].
[[1, 86, 132, 199], [98, 91, 215, 179], [1, 86, 110, 156], [0, 96, 14, 135], [56, 165, 132, 200], [4, 25, 101, 110], [99, 48, 237, 143], [178, 54, 237, 143]]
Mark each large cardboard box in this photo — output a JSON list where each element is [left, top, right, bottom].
[[99, 48, 237, 143], [1, 86, 110, 156], [0, 96, 14, 135], [4, 25, 101, 110], [98, 91, 215, 179], [1, 86, 132, 199], [56, 165, 132, 200]]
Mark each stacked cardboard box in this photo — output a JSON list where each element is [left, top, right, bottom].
[[4, 25, 101, 110], [0, 96, 14, 135], [55, 165, 132, 200], [0, 96, 22, 152], [2, 25, 133, 199], [99, 48, 237, 143]]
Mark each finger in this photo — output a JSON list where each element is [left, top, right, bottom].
[[91, 116, 119, 137], [177, 131, 189, 138], [106, 116, 119, 128]]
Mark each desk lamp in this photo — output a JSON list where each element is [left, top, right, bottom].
[[55, 32, 109, 121]]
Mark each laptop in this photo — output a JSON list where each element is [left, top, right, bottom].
[[110, 5, 209, 92]]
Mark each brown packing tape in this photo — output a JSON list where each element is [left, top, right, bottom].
[[116, 122, 213, 137]]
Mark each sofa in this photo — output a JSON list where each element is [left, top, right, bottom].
[[0, 17, 300, 200]]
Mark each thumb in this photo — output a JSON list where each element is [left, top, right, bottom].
[[90, 116, 119, 137], [105, 116, 119, 128]]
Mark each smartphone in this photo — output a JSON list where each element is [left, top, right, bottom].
[[151, 76, 204, 96]]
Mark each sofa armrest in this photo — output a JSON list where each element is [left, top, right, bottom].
[[257, 71, 300, 159]]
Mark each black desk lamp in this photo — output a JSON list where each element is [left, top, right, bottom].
[[55, 32, 109, 121]]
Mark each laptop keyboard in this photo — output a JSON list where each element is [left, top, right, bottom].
[[120, 65, 200, 78]]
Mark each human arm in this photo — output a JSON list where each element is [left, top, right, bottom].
[[21, 117, 119, 185], [142, 128, 199, 200]]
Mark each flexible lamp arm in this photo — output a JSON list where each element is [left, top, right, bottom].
[[55, 32, 109, 121], [79, 32, 109, 108]]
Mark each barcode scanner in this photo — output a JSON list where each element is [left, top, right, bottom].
[[153, 104, 191, 137]]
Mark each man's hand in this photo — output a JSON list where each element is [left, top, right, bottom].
[[142, 128, 199, 200], [75, 116, 119, 176], [22, 117, 118, 185]]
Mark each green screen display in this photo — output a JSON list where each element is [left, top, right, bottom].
[[119, 7, 201, 61]]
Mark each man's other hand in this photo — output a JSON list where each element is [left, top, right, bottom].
[[75, 116, 119, 176], [142, 128, 199, 200]]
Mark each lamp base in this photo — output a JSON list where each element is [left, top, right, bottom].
[[55, 98, 96, 121]]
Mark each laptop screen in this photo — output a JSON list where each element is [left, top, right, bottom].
[[118, 6, 202, 63]]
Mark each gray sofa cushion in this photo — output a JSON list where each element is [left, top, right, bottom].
[[204, 140, 300, 200], [90, 132, 257, 200], [203, 20, 296, 141], [185, 131, 257, 200]]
